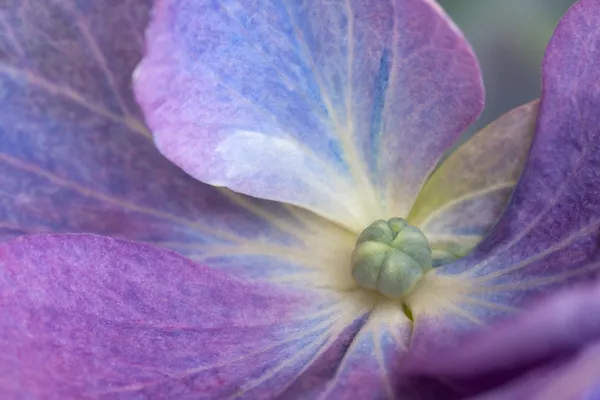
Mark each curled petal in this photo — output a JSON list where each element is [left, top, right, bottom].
[[0, 234, 367, 399], [408, 101, 538, 265], [135, 0, 483, 230], [404, 0, 600, 361]]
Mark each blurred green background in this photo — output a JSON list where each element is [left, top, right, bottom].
[[439, 0, 576, 134]]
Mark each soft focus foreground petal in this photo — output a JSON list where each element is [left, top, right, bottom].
[[405, 0, 600, 360], [413, 283, 600, 376], [0, 1, 357, 288], [408, 101, 538, 265], [0, 234, 371, 399], [135, 0, 483, 230], [470, 342, 600, 400]]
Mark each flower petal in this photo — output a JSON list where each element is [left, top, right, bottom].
[[0, 234, 368, 399], [468, 342, 600, 400], [0, 1, 357, 287], [534, 348, 600, 400], [0, 0, 194, 242], [405, 0, 600, 359], [313, 302, 414, 399], [412, 283, 600, 377], [135, 0, 483, 230], [408, 101, 538, 265]]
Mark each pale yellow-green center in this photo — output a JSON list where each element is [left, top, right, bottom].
[[351, 218, 432, 299]]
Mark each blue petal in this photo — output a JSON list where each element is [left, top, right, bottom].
[[135, 0, 484, 230]]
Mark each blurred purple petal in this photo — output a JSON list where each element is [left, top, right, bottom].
[[0, 1, 359, 286], [413, 283, 600, 376], [404, 0, 600, 360], [469, 341, 600, 400], [134, 0, 483, 230], [406, 282, 600, 399], [0, 234, 369, 399]]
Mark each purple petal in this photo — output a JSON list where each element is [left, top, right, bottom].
[[135, 0, 483, 229], [469, 341, 600, 400], [0, 234, 366, 399], [0, 1, 358, 286], [0, 0, 202, 243], [404, 0, 600, 360], [412, 283, 600, 377]]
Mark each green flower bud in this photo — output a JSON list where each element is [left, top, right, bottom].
[[351, 218, 432, 299]]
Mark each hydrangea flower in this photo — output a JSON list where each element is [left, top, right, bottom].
[[0, 0, 599, 398]]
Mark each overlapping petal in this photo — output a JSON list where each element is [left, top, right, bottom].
[[0, 234, 373, 399], [469, 346, 600, 400], [135, 0, 484, 230], [0, 0, 359, 287], [408, 101, 538, 265], [414, 284, 600, 378], [404, 0, 600, 360], [409, 282, 600, 399]]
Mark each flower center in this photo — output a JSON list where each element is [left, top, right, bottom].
[[351, 218, 432, 299]]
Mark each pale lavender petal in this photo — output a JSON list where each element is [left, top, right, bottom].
[[0, 234, 367, 399], [135, 0, 483, 230], [408, 101, 538, 265], [404, 0, 600, 361]]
